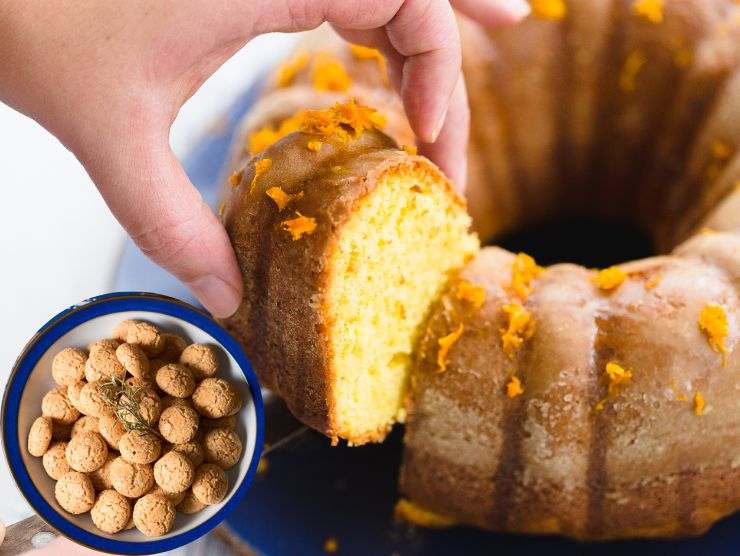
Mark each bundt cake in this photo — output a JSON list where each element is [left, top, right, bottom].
[[221, 102, 478, 444], [220, 0, 739, 540], [400, 235, 739, 539]]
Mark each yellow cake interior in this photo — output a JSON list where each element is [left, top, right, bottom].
[[325, 164, 479, 444]]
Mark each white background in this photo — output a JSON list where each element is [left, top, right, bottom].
[[0, 32, 295, 531]]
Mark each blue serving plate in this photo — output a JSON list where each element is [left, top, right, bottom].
[[114, 82, 740, 555], [2, 292, 264, 554]]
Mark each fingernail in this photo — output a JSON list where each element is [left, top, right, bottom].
[[189, 275, 242, 318], [430, 110, 447, 143], [503, 0, 531, 19]]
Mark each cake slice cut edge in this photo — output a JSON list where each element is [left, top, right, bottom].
[[323, 160, 479, 445]]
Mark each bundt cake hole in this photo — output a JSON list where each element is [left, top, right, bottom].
[[493, 216, 654, 269], [326, 165, 477, 442]]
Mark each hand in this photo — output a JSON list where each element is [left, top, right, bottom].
[[0, 0, 529, 318]]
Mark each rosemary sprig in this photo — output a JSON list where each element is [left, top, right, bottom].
[[98, 376, 161, 438]]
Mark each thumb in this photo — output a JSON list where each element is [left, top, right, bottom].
[[78, 130, 243, 318]]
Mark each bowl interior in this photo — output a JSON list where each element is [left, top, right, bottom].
[[15, 309, 258, 544]]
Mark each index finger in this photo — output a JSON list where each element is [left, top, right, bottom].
[[254, 0, 463, 144]]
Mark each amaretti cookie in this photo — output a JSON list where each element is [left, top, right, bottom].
[[133, 493, 175, 537], [55, 471, 95, 514]]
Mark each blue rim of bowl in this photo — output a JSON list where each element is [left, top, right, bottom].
[[2, 292, 265, 555]]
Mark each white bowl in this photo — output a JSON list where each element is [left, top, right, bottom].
[[2, 292, 264, 554]]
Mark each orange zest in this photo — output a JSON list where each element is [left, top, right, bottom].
[[456, 280, 486, 309], [510, 253, 543, 299], [693, 391, 706, 416], [595, 362, 633, 411], [619, 50, 647, 92], [530, 0, 567, 20], [500, 302, 534, 358], [350, 44, 388, 84], [250, 158, 272, 192], [632, 0, 664, 23], [281, 212, 316, 240], [506, 376, 524, 398], [698, 303, 730, 365], [593, 266, 628, 291], [275, 50, 311, 87], [644, 273, 662, 290], [248, 100, 386, 156], [437, 323, 464, 373], [394, 499, 457, 528], [266, 187, 304, 211], [312, 54, 352, 92]]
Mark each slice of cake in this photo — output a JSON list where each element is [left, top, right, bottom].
[[220, 101, 478, 444]]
